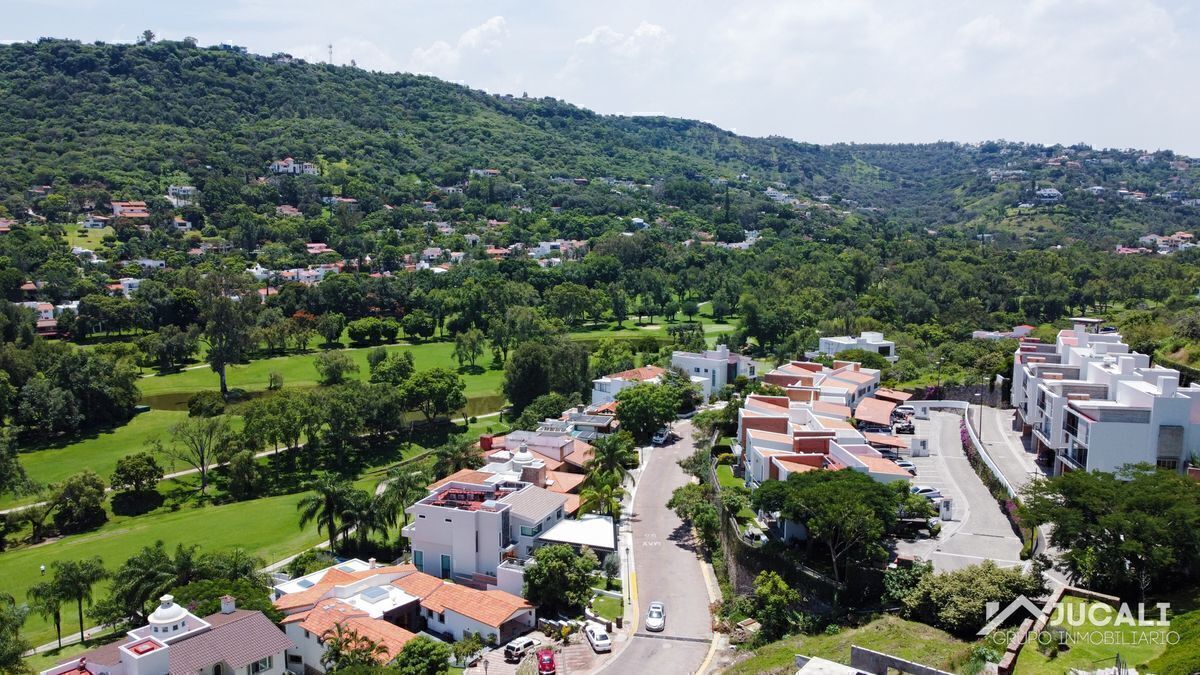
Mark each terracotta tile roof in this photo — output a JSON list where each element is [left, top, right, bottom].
[[563, 440, 594, 468], [816, 417, 855, 430], [420, 585, 532, 628], [812, 400, 852, 418], [874, 388, 913, 403], [351, 564, 417, 579], [865, 433, 909, 448], [854, 398, 895, 426], [606, 365, 666, 381], [498, 485, 568, 520], [858, 456, 912, 477], [775, 459, 821, 474], [832, 370, 877, 385], [591, 401, 618, 414], [274, 568, 360, 610], [545, 470, 585, 494], [745, 428, 793, 444], [297, 600, 368, 636], [345, 616, 417, 662], [427, 469, 495, 490], [563, 493, 581, 515], [391, 571, 444, 599]]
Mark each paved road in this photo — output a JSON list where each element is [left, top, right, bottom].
[[894, 411, 1025, 572], [597, 419, 713, 675], [976, 406, 1048, 492]]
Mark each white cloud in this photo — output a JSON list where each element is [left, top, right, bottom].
[[575, 20, 672, 58], [409, 16, 508, 74]]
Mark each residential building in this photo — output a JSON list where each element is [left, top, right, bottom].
[[269, 157, 319, 175], [591, 365, 666, 405], [1012, 318, 1200, 474], [972, 325, 1035, 341], [82, 214, 110, 229], [110, 201, 150, 218], [46, 595, 292, 675], [538, 407, 620, 441], [671, 345, 757, 398], [166, 184, 196, 207], [273, 559, 534, 665], [762, 360, 882, 409], [480, 430, 594, 474], [401, 475, 567, 581], [812, 331, 897, 362], [305, 242, 333, 255], [276, 204, 303, 217], [1035, 187, 1063, 204]]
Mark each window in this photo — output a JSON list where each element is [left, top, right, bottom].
[[418, 514, 426, 519], [1157, 458, 1180, 471], [413, 550, 424, 572], [287, 655, 302, 665], [444, 518, 452, 523], [213, 665, 222, 675], [250, 656, 272, 674], [303, 629, 309, 638], [556, 508, 563, 518], [520, 523, 542, 537]]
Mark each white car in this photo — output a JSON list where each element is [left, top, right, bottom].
[[645, 601, 666, 632], [893, 460, 916, 474], [911, 485, 943, 500], [584, 623, 612, 653], [651, 428, 671, 445], [895, 404, 916, 415]]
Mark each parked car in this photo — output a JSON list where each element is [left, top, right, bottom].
[[911, 485, 943, 500], [652, 428, 671, 445], [893, 460, 916, 474], [584, 623, 612, 653], [894, 421, 915, 434], [645, 601, 666, 632], [878, 448, 900, 460], [896, 404, 916, 415], [504, 635, 540, 662], [536, 648, 557, 674]]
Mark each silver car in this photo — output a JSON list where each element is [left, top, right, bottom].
[[645, 601, 666, 632]]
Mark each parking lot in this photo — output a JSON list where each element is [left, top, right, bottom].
[[893, 410, 1025, 572]]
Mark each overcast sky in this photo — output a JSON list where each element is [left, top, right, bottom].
[[8, 0, 1200, 154]]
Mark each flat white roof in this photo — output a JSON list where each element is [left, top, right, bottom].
[[537, 514, 616, 552], [273, 558, 372, 595]]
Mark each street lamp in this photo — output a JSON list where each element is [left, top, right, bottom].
[[936, 358, 945, 400], [973, 392, 983, 443]]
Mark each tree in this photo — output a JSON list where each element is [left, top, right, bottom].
[[188, 391, 226, 417], [902, 560, 1045, 637], [753, 571, 801, 640], [52, 471, 108, 534], [315, 350, 359, 386], [0, 593, 28, 675], [162, 416, 234, 494], [381, 468, 430, 543], [27, 581, 63, 649], [172, 578, 281, 622], [297, 476, 355, 551], [401, 368, 466, 424], [321, 623, 388, 670], [584, 431, 638, 486], [319, 312, 347, 347], [138, 29, 156, 44], [226, 450, 260, 501], [52, 557, 107, 645], [513, 392, 576, 430], [401, 310, 436, 342], [339, 489, 389, 552], [578, 473, 625, 520], [0, 431, 30, 499], [15, 375, 80, 440], [615, 383, 678, 443], [201, 296, 255, 397], [370, 351, 415, 385], [104, 542, 210, 623], [523, 544, 596, 615], [110, 452, 163, 493], [667, 483, 719, 548], [432, 435, 482, 477], [392, 635, 451, 675], [453, 327, 485, 368]]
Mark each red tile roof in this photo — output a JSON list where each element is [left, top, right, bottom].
[[874, 388, 913, 403], [854, 398, 895, 427], [421, 584, 531, 628], [606, 365, 666, 381], [427, 468, 495, 490]]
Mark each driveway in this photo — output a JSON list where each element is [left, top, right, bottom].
[[596, 419, 714, 675], [894, 411, 1025, 572]]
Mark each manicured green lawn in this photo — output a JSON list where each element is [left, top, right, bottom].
[[725, 615, 978, 675], [591, 595, 622, 621], [1015, 596, 1172, 674], [62, 223, 112, 249], [138, 340, 505, 406], [715, 465, 755, 522], [2, 491, 324, 646], [2, 410, 189, 509]]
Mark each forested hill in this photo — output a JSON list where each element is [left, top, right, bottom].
[[1, 38, 1198, 237]]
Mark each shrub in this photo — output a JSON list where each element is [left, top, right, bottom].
[[715, 452, 736, 465]]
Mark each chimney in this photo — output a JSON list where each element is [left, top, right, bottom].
[[1160, 376, 1178, 398], [220, 595, 236, 614], [479, 434, 495, 451], [368, 557, 378, 568]]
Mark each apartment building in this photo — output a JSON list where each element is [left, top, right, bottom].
[[811, 331, 897, 362], [671, 344, 757, 398], [1012, 318, 1200, 475], [761, 360, 882, 409]]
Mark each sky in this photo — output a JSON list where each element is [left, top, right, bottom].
[[7, 0, 1200, 155]]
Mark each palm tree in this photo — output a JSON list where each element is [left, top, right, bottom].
[[578, 474, 625, 520], [52, 557, 107, 645], [584, 431, 637, 486], [338, 490, 390, 553], [202, 548, 268, 585], [433, 435, 483, 477], [381, 468, 429, 546], [27, 581, 63, 648], [321, 623, 388, 670], [297, 475, 355, 551]]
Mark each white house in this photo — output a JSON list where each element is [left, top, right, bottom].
[[1035, 187, 1063, 204], [671, 345, 757, 398], [813, 331, 897, 362], [45, 595, 293, 675], [591, 365, 666, 405], [269, 157, 319, 175], [1012, 318, 1200, 475], [82, 214, 110, 229]]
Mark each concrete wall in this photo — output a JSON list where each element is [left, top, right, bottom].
[[283, 623, 326, 674], [849, 645, 953, 675]]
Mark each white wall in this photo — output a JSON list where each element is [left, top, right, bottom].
[[407, 504, 506, 578], [284, 623, 327, 674]]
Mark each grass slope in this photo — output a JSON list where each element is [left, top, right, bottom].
[[723, 615, 977, 675], [1014, 596, 1173, 673]]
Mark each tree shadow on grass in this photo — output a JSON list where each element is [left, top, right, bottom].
[[111, 490, 164, 516]]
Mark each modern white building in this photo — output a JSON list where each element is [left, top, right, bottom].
[[1012, 318, 1200, 474], [671, 345, 757, 398], [46, 595, 292, 675], [762, 360, 882, 409], [590, 365, 666, 405], [269, 157, 319, 175], [812, 331, 897, 362]]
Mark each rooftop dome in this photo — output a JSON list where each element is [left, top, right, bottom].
[[148, 594, 188, 625], [513, 443, 534, 466]]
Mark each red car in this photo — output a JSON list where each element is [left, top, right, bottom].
[[536, 648, 557, 675]]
